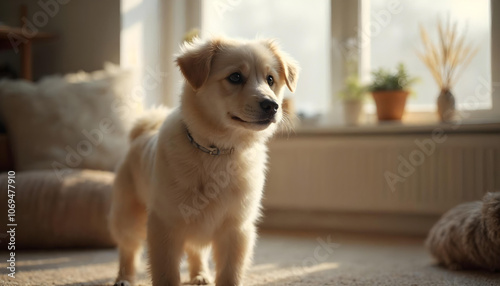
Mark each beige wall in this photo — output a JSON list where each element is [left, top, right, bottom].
[[0, 0, 120, 80]]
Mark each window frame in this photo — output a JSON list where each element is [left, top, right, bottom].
[[198, 0, 499, 124], [353, 0, 500, 123]]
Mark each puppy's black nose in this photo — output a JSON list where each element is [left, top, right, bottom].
[[260, 99, 279, 116]]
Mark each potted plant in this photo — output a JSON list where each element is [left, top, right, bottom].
[[337, 39, 368, 125], [417, 18, 478, 122], [338, 75, 368, 125], [369, 63, 417, 121]]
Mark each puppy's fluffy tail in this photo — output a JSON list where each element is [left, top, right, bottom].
[[129, 106, 170, 142]]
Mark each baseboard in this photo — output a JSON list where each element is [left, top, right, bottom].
[[260, 209, 440, 237]]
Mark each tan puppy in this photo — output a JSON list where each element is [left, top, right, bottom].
[[109, 37, 298, 286]]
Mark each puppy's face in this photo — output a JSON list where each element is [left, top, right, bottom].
[[177, 38, 299, 133]]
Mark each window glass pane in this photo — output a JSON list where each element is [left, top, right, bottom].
[[368, 0, 491, 111], [202, 0, 330, 115]]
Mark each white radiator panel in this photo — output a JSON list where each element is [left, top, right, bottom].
[[264, 133, 500, 216]]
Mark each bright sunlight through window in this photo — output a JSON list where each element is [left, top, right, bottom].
[[202, 0, 331, 116], [366, 0, 491, 111]]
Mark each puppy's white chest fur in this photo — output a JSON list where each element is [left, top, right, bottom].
[[147, 116, 268, 242]]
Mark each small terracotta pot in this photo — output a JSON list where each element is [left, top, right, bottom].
[[282, 97, 295, 116], [372, 90, 409, 121]]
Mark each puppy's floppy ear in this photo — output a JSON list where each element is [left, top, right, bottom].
[[263, 40, 300, 92], [176, 38, 222, 90]]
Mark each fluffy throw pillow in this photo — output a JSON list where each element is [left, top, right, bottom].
[[426, 192, 500, 271], [0, 63, 142, 176]]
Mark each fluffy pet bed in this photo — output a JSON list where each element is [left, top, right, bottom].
[[0, 169, 115, 249], [426, 192, 500, 271]]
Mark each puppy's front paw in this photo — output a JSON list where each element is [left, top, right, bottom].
[[114, 280, 132, 286], [189, 273, 212, 285]]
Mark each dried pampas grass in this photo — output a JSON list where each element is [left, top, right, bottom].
[[417, 17, 478, 91]]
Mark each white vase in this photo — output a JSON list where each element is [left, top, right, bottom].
[[343, 99, 363, 125]]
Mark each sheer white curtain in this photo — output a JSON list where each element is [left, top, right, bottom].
[[120, 0, 201, 108]]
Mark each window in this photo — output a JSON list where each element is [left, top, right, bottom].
[[202, 0, 331, 116], [200, 0, 499, 122], [363, 0, 492, 112]]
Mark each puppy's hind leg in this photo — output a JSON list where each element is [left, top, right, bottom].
[[186, 244, 212, 285], [109, 169, 147, 286]]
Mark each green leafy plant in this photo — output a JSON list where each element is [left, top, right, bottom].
[[369, 63, 418, 92], [338, 75, 368, 101], [183, 28, 200, 43], [337, 38, 368, 101]]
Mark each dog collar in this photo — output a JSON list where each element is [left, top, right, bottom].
[[186, 129, 234, 156]]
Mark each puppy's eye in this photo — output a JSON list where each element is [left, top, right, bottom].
[[267, 75, 274, 87], [227, 72, 243, 84]]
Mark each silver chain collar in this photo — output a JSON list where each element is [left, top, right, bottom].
[[186, 128, 234, 156]]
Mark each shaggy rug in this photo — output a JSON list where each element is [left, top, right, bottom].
[[0, 231, 499, 286]]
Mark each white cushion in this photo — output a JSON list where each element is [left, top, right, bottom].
[[0, 63, 142, 175]]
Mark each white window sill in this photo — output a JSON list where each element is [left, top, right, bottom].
[[283, 117, 500, 136]]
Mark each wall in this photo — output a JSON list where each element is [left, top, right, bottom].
[[262, 124, 500, 235], [0, 0, 120, 80]]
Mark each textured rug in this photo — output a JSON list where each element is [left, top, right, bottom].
[[1, 230, 499, 286]]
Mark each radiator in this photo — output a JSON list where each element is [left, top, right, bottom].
[[261, 125, 500, 235]]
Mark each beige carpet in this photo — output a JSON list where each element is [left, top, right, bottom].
[[1, 230, 499, 286]]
